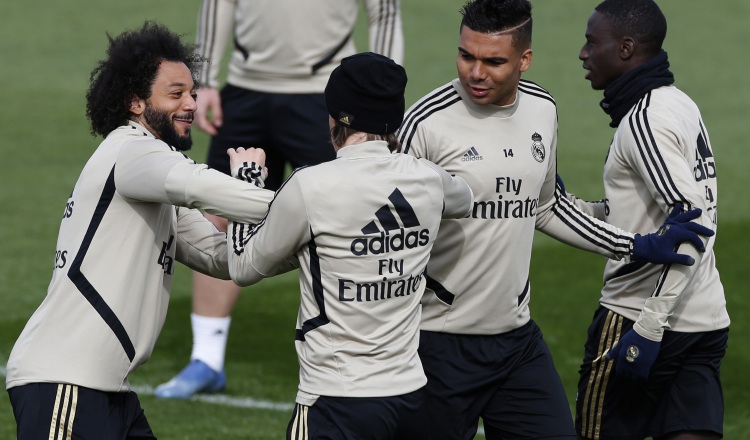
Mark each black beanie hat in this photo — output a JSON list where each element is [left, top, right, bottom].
[[325, 52, 407, 135]]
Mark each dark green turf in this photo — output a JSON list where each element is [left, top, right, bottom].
[[1, 1, 747, 438]]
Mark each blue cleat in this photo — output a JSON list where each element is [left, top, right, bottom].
[[154, 360, 226, 399]]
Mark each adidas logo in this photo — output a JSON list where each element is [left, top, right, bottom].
[[461, 146, 483, 162], [350, 188, 430, 256], [338, 112, 353, 126]]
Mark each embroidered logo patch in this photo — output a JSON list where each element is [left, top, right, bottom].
[[531, 132, 546, 163]]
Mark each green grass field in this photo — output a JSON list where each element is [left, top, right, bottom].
[[1, 1, 748, 438]]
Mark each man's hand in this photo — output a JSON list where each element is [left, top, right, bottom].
[[631, 203, 714, 265], [607, 329, 660, 381], [195, 87, 223, 135], [228, 147, 268, 188], [228, 147, 266, 170]]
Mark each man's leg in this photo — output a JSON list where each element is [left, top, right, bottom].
[[154, 214, 235, 398], [10, 384, 157, 439], [154, 86, 272, 399], [480, 321, 576, 440]]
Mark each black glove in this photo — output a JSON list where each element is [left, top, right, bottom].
[[631, 204, 714, 266], [607, 329, 660, 381]]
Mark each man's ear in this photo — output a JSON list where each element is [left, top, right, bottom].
[[129, 96, 145, 117], [619, 37, 635, 61], [519, 48, 533, 73]]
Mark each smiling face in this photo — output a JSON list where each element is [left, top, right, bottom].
[[132, 61, 197, 150], [456, 26, 532, 107], [579, 11, 630, 91]]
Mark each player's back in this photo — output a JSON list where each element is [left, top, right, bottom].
[[287, 141, 450, 399]]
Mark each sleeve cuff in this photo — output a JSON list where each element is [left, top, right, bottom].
[[232, 162, 267, 188]]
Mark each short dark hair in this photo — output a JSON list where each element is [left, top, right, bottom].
[[595, 0, 667, 56], [85, 21, 199, 137], [460, 0, 532, 50]]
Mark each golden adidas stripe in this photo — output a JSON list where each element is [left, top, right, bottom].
[[580, 310, 622, 440], [48, 384, 78, 440]]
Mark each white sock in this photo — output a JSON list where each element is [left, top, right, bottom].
[[190, 313, 231, 372]]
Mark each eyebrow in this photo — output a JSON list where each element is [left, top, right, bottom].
[[458, 47, 508, 64]]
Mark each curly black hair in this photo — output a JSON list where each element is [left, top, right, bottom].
[[460, 0, 533, 50], [85, 21, 199, 137]]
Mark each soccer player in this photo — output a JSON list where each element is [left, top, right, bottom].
[[155, 0, 405, 399], [396, 0, 715, 438], [5, 22, 273, 439], [226, 52, 473, 440], [571, 1, 729, 439]]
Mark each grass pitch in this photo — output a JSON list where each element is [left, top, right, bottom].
[[1, 1, 748, 438]]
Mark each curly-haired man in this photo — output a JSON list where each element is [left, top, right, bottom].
[[5, 21, 273, 439]]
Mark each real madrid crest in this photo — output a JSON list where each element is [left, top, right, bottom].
[[531, 132, 545, 163]]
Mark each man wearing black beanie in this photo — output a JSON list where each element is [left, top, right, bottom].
[[325, 52, 406, 138], [221, 52, 474, 439]]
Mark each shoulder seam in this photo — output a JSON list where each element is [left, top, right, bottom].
[[519, 79, 555, 106], [625, 91, 688, 207], [398, 85, 461, 153]]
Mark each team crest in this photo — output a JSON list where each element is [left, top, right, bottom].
[[625, 345, 640, 362], [531, 132, 545, 163]]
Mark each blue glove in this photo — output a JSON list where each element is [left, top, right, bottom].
[[607, 329, 660, 381], [631, 204, 714, 266]]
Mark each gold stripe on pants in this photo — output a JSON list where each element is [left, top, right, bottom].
[[580, 310, 623, 440], [48, 384, 79, 440], [290, 403, 309, 440]]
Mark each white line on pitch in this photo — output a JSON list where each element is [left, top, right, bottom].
[[132, 384, 294, 411], [0, 364, 292, 411], [1, 365, 484, 437]]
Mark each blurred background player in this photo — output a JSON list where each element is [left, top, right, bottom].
[[571, 1, 729, 439], [155, 0, 404, 399], [226, 52, 472, 439]]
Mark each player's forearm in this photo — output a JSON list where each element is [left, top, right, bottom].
[[174, 207, 231, 279], [634, 242, 705, 341], [442, 176, 473, 219], [227, 177, 310, 286], [566, 193, 606, 220], [165, 162, 274, 223], [537, 189, 634, 261], [227, 221, 266, 286], [227, 220, 298, 286], [420, 159, 474, 219]]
